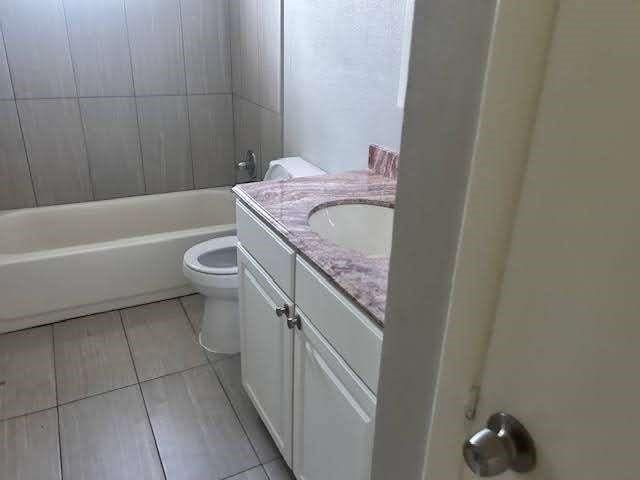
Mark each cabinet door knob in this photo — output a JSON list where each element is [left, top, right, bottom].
[[287, 314, 302, 330], [463, 412, 536, 477], [275, 304, 290, 318]]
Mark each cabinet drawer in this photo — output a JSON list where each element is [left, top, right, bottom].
[[295, 257, 383, 394], [236, 201, 295, 297]]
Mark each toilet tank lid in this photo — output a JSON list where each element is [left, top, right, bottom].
[[264, 157, 326, 181]]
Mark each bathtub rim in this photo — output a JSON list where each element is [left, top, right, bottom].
[[0, 223, 236, 265], [0, 187, 235, 257], [0, 186, 233, 217]]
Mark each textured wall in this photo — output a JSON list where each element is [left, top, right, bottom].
[[371, 0, 498, 477], [0, 0, 235, 210], [283, 0, 408, 173]]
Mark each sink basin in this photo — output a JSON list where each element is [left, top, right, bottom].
[[307, 203, 394, 256]]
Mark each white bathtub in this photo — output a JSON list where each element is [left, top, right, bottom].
[[0, 188, 235, 333]]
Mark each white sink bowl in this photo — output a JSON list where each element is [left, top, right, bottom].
[[307, 203, 394, 257]]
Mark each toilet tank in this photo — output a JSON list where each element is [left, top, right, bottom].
[[264, 157, 326, 181]]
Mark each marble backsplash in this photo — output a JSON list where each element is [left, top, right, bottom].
[[368, 145, 399, 179]]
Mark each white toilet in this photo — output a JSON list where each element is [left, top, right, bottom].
[[183, 157, 325, 354]]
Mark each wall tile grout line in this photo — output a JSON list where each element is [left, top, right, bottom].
[[231, 93, 241, 181], [10, 92, 232, 102], [278, 0, 285, 168], [177, 0, 197, 190], [3, 4, 232, 209], [118, 309, 169, 480], [226, 0, 240, 184], [234, 91, 281, 116], [121, 0, 148, 194], [0, 22, 38, 207], [59, 0, 96, 202], [0, 0, 280, 211]]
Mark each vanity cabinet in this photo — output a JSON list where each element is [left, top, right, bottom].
[[238, 245, 293, 465], [236, 200, 382, 478], [292, 312, 376, 480]]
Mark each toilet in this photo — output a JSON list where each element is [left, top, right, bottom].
[[183, 157, 325, 354]]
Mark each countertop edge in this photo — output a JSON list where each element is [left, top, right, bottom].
[[231, 187, 386, 330]]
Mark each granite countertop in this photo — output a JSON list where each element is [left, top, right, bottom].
[[232, 169, 396, 327]]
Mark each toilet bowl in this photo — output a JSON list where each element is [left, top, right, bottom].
[[183, 236, 240, 354], [183, 157, 325, 354]]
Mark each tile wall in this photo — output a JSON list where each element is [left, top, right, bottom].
[[0, 0, 283, 210], [230, 0, 283, 180]]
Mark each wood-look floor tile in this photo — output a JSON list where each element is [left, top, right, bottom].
[[0, 408, 61, 480], [54, 311, 137, 403], [142, 365, 259, 480], [0, 326, 56, 420], [214, 356, 280, 463], [263, 458, 295, 480], [121, 299, 206, 381], [59, 385, 164, 480]]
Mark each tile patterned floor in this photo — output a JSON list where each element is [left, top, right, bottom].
[[0, 295, 295, 480]]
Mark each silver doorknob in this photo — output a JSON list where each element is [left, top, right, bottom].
[[463, 412, 536, 477]]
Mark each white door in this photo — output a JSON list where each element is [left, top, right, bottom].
[[238, 245, 293, 464], [292, 312, 376, 480], [461, 1, 640, 478]]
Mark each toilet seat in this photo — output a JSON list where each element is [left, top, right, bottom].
[[183, 236, 238, 276]]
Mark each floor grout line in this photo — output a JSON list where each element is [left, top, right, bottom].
[[178, 295, 265, 466], [121, 299, 264, 480], [218, 463, 263, 480], [205, 343, 264, 466], [0, 405, 59, 424], [1, 295, 286, 479], [118, 309, 168, 480], [1, 334, 207, 418], [138, 362, 210, 385], [177, 296, 199, 337], [56, 382, 140, 408], [50, 325, 65, 480], [135, 383, 168, 480]]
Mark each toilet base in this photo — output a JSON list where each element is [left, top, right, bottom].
[[199, 295, 240, 355]]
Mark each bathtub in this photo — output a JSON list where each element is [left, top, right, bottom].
[[0, 188, 235, 333]]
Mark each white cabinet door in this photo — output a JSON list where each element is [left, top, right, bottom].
[[293, 311, 376, 480], [238, 245, 293, 464]]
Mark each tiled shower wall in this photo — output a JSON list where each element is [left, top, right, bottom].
[[230, 0, 282, 180], [0, 0, 282, 210]]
